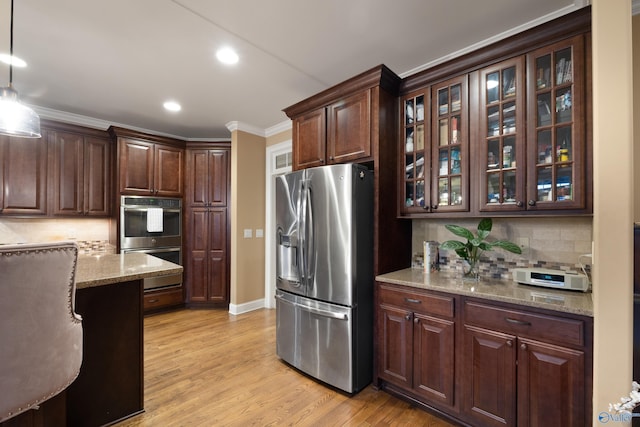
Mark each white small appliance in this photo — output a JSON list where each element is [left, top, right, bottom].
[[512, 268, 590, 292]]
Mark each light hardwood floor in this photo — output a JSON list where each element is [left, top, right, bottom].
[[115, 308, 456, 427]]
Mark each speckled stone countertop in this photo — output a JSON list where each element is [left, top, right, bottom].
[[376, 268, 593, 317], [76, 253, 183, 289]]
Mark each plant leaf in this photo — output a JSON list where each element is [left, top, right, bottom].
[[477, 218, 493, 233], [440, 240, 466, 251], [478, 242, 493, 251], [455, 248, 469, 260], [492, 240, 522, 254], [445, 224, 474, 240]]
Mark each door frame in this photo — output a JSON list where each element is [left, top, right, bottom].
[[264, 140, 292, 309]]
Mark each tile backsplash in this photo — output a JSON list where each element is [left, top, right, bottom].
[[412, 216, 593, 280], [0, 218, 115, 255]]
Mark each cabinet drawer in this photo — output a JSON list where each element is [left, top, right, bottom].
[[378, 284, 454, 318], [144, 287, 184, 311], [464, 300, 584, 347]]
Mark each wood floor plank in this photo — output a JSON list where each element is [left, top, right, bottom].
[[115, 308, 456, 427]]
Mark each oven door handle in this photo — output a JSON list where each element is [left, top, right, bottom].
[[122, 207, 181, 213]]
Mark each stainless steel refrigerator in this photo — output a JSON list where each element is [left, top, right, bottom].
[[275, 163, 374, 393]]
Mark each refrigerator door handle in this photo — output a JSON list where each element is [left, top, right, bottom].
[[275, 295, 348, 320], [305, 183, 314, 288], [297, 179, 307, 285], [304, 305, 348, 321]]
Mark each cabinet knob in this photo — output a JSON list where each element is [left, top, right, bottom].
[[506, 340, 513, 347], [405, 313, 412, 321], [329, 156, 334, 161], [520, 343, 527, 351], [516, 201, 524, 208], [528, 200, 536, 206], [414, 317, 419, 324], [431, 205, 438, 211]]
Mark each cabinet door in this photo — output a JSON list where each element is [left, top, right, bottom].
[[431, 75, 469, 213], [186, 208, 209, 302], [479, 57, 526, 212], [413, 313, 455, 407], [50, 131, 84, 216], [186, 149, 209, 207], [0, 134, 48, 215], [517, 338, 585, 427], [526, 36, 586, 210], [400, 90, 430, 214], [208, 150, 229, 207], [462, 325, 516, 427], [83, 137, 111, 216], [119, 138, 154, 195], [154, 144, 183, 197], [293, 108, 326, 170], [327, 90, 371, 164], [206, 208, 228, 303], [377, 304, 413, 390]]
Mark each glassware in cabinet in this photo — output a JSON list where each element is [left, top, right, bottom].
[[478, 58, 525, 211], [527, 35, 585, 210]]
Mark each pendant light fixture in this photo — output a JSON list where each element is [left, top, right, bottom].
[[0, 0, 40, 138]]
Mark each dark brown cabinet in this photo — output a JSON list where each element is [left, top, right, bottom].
[[0, 133, 48, 215], [49, 130, 112, 216], [111, 127, 184, 197], [184, 145, 230, 306], [400, 75, 469, 215], [398, 8, 591, 217], [289, 90, 371, 170], [462, 299, 589, 427], [377, 283, 456, 411]]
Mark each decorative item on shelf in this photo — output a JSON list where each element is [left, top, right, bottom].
[[0, 0, 41, 138], [440, 218, 522, 281]]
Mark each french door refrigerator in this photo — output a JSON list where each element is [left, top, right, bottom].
[[275, 163, 373, 393]]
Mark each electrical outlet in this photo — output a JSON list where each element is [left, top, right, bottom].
[[243, 229, 252, 238]]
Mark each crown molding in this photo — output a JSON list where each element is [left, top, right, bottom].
[[225, 121, 268, 137], [265, 120, 291, 137]]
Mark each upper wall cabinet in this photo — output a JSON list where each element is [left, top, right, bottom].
[[49, 129, 112, 216], [110, 127, 185, 197], [284, 65, 399, 171], [401, 75, 469, 215], [0, 121, 114, 217], [0, 133, 48, 215], [398, 7, 591, 217]]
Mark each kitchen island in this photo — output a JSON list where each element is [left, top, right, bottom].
[[66, 253, 181, 427]]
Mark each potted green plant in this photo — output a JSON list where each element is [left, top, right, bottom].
[[440, 218, 522, 280]]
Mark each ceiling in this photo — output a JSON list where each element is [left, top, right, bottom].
[[0, 0, 589, 140]]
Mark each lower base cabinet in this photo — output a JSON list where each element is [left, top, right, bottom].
[[143, 286, 185, 313], [374, 282, 593, 427]]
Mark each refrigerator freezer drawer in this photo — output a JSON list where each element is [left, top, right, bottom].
[[275, 290, 356, 393]]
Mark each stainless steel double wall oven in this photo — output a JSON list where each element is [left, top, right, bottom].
[[120, 196, 183, 291]]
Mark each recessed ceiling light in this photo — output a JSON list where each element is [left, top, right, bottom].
[[216, 47, 239, 65], [163, 101, 181, 112], [0, 53, 26, 67]]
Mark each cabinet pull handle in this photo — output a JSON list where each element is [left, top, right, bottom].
[[148, 299, 159, 303], [505, 317, 531, 326], [506, 340, 513, 347], [404, 298, 422, 304], [520, 343, 527, 351]]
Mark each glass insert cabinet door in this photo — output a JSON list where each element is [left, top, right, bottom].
[[479, 57, 525, 212], [430, 75, 468, 213], [401, 90, 429, 213], [526, 35, 585, 210]]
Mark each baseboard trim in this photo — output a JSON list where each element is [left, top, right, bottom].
[[229, 298, 265, 315]]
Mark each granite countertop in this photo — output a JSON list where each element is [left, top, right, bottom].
[[376, 268, 593, 317], [76, 253, 183, 289]]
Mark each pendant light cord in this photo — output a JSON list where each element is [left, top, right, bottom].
[[9, 0, 14, 86]]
